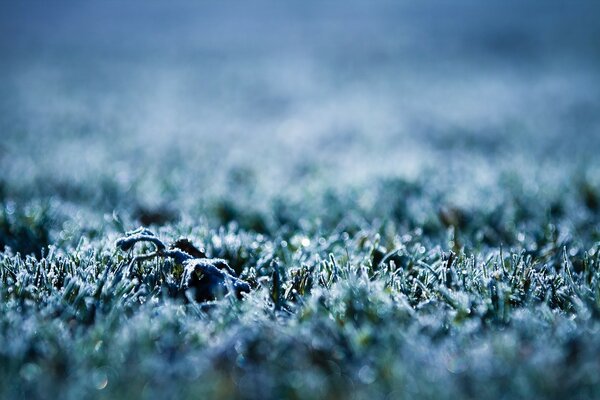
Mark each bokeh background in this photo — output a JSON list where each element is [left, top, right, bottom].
[[1, 1, 600, 247]]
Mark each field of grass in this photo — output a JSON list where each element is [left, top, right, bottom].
[[2, 2, 600, 399]]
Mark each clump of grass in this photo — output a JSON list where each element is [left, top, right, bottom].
[[115, 227, 250, 302]]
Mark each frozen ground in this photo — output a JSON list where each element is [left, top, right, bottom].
[[1, 2, 600, 399]]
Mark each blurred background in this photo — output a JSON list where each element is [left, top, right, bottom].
[[1, 1, 600, 246]]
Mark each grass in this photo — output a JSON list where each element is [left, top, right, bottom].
[[1, 163, 600, 399], [2, 3, 600, 397]]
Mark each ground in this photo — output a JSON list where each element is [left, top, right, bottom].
[[1, 2, 600, 399]]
